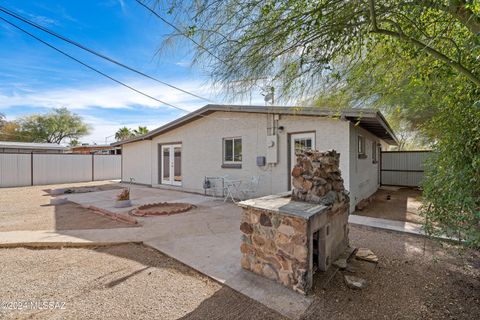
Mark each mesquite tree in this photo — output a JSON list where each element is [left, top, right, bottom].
[[148, 0, 480, 246]]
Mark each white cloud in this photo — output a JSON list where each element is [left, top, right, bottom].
[[0, 78, 268, 143], [0, 79, 214, 112], [175, 60, 191, 68], [80, 115, 165, 145]]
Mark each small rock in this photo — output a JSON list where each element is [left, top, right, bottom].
[[319, 190, 337, 206], [291, 166, 304, 178], [302, 179, 313, 190], [355, 199, 369, 210], [262, 264, 278, 281], [345, 265, 357, 273], [356, 248, 378, 263], [333, 258, 347, 269], [278, 224, 295, 236], [344, 275, 368, 290], [240, 222, 253, 234], [259, 213, 272, 227]]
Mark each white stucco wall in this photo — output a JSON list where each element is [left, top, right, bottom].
[[122, 140, 152, 185], [348, 123, 387, 212], [277, 114, 351, 196], [120, 111, 390, 213], [147, 111, 351, 198]]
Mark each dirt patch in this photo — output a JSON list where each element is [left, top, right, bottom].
[[0, 243, 284, 320], [131, 202, 194, 217], [354, 187, 424, 223], [0, 182, 138, 231], [302, 226, 480, 320]]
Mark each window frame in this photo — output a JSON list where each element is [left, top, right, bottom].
[[222, 137, 242, 168], [358, 135, 367, 159], [372, 141, 378, 163]]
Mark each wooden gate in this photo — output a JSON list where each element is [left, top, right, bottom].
[[380, 151, 431, 187]]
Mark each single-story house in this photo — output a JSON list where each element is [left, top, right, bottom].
[[69, 144, 121, 155], [112, 105, 397, 212], [0, 141, 67, 154]]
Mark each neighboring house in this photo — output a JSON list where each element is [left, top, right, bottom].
[[0, 141, 67, 154], [113, 105, 398, 212], [69, 144, 121, 155]]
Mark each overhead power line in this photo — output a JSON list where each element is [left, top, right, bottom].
[[134, 0, 226, 64], [0, 5, 212, 103], [134, 1, 268, 94], [0, 16, 192, 113]]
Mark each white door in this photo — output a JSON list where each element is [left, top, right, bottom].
[[161, 144, 182, 186], [290, 133, 315, 187]]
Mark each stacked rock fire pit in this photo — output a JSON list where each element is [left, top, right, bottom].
[[238, 150, 349, 294]]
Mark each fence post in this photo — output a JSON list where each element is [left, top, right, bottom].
[[31, 152, 34, 186], [92, 154, 94, 181], [379, 150, 382, 185]]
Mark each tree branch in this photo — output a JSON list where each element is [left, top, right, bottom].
[[420, 0, 480, 35], [368, 0, 480, 87]]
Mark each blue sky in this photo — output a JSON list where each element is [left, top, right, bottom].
[[0, 0, 263, 144]]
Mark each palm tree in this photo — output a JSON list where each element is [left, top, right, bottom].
[[0, 112, 6, 129], [115, 127, 133, 141], [133, 126, 149, 136]]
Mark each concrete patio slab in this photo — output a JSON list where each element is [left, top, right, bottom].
[[38, 185, 314, 319], [65, 185, 210, 214], [349, 214, 424, 235]]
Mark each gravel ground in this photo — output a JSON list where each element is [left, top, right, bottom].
[[0, 181, 137, 231], [0, 227, 478, 319], [354, 188, 424, 224], [0, 244, 284, 320], [303, 226, 480, 320]]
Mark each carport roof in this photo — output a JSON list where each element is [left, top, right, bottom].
[[112, 104, 398, 146], [0, 141, 67, 150]]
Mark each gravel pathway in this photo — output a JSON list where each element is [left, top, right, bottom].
[[0, 243, 284, 320]]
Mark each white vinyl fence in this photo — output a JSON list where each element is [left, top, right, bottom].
[[380, 151, 431, 187], [0, 153, 121, 187]]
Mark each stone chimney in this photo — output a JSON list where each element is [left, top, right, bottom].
[[238, 149, 350, 294], [291, 150, 348, 208]]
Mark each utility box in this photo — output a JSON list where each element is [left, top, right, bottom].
[[256, 156, 266, 167], [266, 134, 278, 164]]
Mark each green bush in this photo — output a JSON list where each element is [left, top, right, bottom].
[[421, 103, 480, 247]]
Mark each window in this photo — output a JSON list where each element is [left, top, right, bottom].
[[372, 141, 378, 163], [358, 135, 366, 159], [223, 137, 242, 167]]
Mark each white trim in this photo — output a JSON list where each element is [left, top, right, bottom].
[[161, 144, 182, 186], [290, 132, 315, 188], [223, 137, 242, 164]]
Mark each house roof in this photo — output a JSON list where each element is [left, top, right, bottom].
[[112, 104, 398, 146], [70, 144, 119, 149], [0, 141, 67, 150]]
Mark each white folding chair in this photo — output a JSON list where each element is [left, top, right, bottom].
[[223, 176, 241, 203]]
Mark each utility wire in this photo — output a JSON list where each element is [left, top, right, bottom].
[[135, 0, 269, 97], [0, 5, 213, 103], [0, 16, 192, 113], [134, 0, 226, 64]]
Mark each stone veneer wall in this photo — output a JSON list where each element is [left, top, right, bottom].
[[291, 150, 346, 206], [240, 208, 310, 294], [240, 150, 350, 294]]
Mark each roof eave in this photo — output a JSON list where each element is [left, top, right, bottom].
[[111, 105, 398, 146]]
